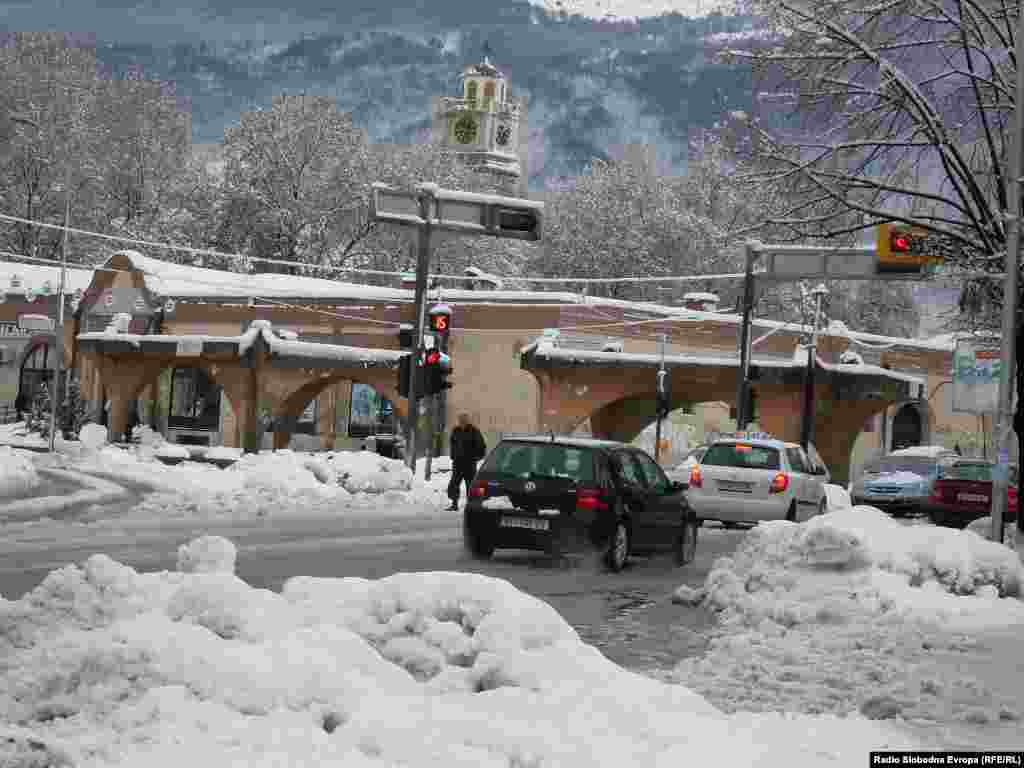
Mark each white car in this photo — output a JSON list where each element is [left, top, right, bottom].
[[685, 434, 829, 525]]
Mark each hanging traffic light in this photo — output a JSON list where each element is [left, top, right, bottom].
[[876, 223, 937, 275], [398, 353, 412, 398]]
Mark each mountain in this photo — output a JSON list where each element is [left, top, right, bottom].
[[10, 2, 757, 192]]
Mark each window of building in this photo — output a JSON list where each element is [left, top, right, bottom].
[[348, 383, 397, 438], [466, 81, 478, 104], [168, 367, 221, 430], [483, 81, 496, 109]]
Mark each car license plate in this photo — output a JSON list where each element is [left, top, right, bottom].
[[500, 516, 549, 531], [717, 480, 752, 493], [957, 493, 989, 503]]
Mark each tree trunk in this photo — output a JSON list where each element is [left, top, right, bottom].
[[1016, 322, 1024, 542]]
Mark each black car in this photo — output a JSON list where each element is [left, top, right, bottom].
[[462, 435, 698, 572]]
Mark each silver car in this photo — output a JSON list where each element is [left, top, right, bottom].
[[685, 434, 829, 525]]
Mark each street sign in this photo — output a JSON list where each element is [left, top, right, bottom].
[[371, 183, 544, 242], [952, 339, 1001, 414]]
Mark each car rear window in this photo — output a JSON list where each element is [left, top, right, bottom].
[[482, 442, 595, 483], [872, 458, 935, 475], [702, 442, 781, 470], [943, 463, 993, 482]]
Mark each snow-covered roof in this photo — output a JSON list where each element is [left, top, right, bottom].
[[682, 292, 720, 302], [525, 341, 925, 386], [0, 260, 94, 296], [77, 320, 404, 368]]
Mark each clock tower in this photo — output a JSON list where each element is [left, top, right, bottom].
[[432, 46, 528, 196]]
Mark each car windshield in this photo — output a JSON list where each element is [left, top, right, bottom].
[[702, 442, 781, 470], [482, 442, 595, 483], [942, 463, 993, 482]]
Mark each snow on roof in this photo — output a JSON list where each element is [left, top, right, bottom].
[[78, 320, 404, 367], [682, 292, 720, 302], [528, 342, 926, 386], [0, 259, 95, 296]]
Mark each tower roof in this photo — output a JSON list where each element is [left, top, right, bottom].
[[462, 41, 504, 79]]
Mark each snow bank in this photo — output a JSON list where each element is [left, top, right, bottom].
[[672, 508, 1024, 723], [824, 484, 851, 511], [72, 447, 450, 523], [78, 423, 108, 452], [0, 446, 40, 497], [0, 537, 915, 766]]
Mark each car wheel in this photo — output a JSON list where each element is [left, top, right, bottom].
[[785, 502, 797, 522], [463, 517, 494, 560], [603, 520, 630, 573], [674, 517, 699, 566]]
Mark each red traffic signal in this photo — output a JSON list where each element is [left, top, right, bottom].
[[891, 233, 911, 252], [426, 350, 442, 365], [429, 314, 449, 333]]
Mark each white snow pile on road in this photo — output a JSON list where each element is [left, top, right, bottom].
[[74, 447, 450, 522], [0, 536, 915, 766], [824, 484, 852, 511], [672, 507, 1024, 723], [0, 446, 40, 497]]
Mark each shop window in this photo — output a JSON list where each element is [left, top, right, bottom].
[[348, 383, 397, 438]]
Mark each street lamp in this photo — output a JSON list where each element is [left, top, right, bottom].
[[799, 283, 829, 451]]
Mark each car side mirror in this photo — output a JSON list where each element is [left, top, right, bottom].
[[814, 467, 827, 476]]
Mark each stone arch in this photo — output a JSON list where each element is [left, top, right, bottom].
[[888, 399, 933, 451], [273, 372, 407, 451]]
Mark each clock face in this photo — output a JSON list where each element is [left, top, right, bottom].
[[496, 124, 512, 146], [453, 114, 478, 144]]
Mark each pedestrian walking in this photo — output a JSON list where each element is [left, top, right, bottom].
[[447, 413, 487, 511]]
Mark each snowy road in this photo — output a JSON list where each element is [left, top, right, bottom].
[[0, 509, 738, 673]]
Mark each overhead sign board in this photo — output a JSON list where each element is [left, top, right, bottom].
[[371, 183, 543, 242], [952, 339, 1000, 415]]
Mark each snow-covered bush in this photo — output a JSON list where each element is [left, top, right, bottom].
[[0, 446, 40, 497], [132, 424, 164, 448], [78, 423, 108, 453], [176, 536, 237, 574]]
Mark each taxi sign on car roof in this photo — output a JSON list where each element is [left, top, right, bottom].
[[717, 431, 775, 441]]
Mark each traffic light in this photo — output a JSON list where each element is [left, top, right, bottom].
[[398, 323, 414, 349], [398, 353, 412, 398], [428, 304, 452, 349], [423, 349, 453, 395], [876, 223, 935, 274]]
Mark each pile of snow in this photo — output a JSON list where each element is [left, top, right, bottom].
[[78, 423, 108, 453], [824, 484, 852, 511], [72, 447, 450, 523], [0, 536, 916, 765], [672, 508, 1024, 723], [889, 445, 952, 458], [155, 443, 190, 461], [131, 424, 164, 448], [0, 446, 40, 497], [965, 517, 1018, 551]]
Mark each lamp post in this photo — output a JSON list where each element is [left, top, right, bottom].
[[48, 166, 71, 452], [799, 283, 829, 451]]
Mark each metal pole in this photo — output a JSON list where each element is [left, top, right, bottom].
[[655, 333, 666, 464], [49, 170, 71, 452], [990, 7, 1024, 543], [406, 188, 434, 473], [424, 391, 435, 481], [800, 287, 826, 451], [735, 242, 757, 430]]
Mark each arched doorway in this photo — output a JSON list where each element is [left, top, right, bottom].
[[891, 404, 923, 451], [18, 341, 54, 412], [167, 366, 222, 444]]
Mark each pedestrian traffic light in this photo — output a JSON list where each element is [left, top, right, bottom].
[[423, 349, 453, 395], [428, 304, 452, 348], [398, 353, 412, 398], [398, 322, 414, 349]]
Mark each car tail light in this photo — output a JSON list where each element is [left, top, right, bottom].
[[769, 472, 789, 494], [576, 487, 609, 513], [929, 483, 944, 503], [689, 465, 703, 489], [1010, 487, 1018, 514], [469, 481, 487, 499]]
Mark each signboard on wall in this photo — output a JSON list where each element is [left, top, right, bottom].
[[952, 339, 1000, 415]]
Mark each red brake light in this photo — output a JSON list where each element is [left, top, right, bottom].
[[770, 472, 789, 494], [1010, 487, 1018, 511], [469, 481, 487, 499], [689, 465, 703, 488], [576, 487, 609, 512]]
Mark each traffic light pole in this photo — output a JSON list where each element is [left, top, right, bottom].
[[406, 189, 435, 473], [655, 334, 667, 464], [990, 8, 1024, 545], [735, 242, 757, 431], [799, 286, 828, 451]]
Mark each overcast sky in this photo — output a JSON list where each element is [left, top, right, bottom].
[[0, 0, 719, 45]]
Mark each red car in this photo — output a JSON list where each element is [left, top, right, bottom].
[[925, 460, 1018, 528]]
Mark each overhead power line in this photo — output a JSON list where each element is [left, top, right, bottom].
[[0, 211, 748, 285]]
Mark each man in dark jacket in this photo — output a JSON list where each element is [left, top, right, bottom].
[[448, 413, 487, 510]]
